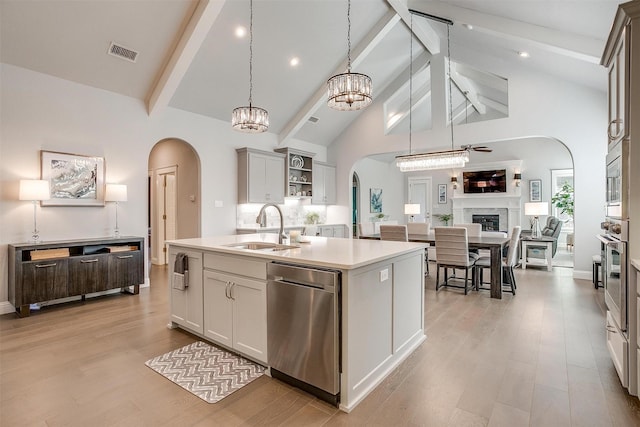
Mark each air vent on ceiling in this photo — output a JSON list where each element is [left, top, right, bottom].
[[308, 116, 319, 124], [107, 42, 138, 63]]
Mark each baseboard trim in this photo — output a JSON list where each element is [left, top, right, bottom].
[[573, 270, 591, 281], [0, 301, 15, 315]]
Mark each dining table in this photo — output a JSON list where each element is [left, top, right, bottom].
[[360, 233, 510, 299]]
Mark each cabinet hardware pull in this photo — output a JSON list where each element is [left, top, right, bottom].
[[606, 325, 618, 333], [81, 259, 99, 263], [607, 119, 623, 141], [117, 255, 133, 259], [230, 283, 236, 300], [35, 263, 56, 268], [225, 281, 231, 299]]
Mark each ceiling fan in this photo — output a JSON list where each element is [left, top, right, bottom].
[[461, 144, 493, 153]]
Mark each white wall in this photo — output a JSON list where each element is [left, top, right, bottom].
[[0, 63, 327, 310], [353, 157, 404, 224], [329, 55, 607, 277]]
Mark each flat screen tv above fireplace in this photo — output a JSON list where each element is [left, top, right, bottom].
[[463, 169, 507, 193]]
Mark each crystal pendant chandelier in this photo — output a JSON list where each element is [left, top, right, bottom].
[[396, 14, 469, 171], [327, 0, 372, 111], [232, 0, 269, 133]]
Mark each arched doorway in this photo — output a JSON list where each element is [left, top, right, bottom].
[[148, 139, 201, 266]]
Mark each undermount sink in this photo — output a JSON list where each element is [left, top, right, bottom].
[[224, 241, 300, 251]]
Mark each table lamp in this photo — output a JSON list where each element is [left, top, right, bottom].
[[404, 204, 420, 222], [524, 202, 548, 239], [105, 184, 127, 237], [19, 179, 50, 243]]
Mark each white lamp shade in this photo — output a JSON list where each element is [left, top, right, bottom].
[[105, 184, 127, 202], [404, 204, 421, 215], [524, 202, 549, 216], [19, 179, 50, 201]]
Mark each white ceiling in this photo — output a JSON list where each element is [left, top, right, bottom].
[[0, 0, 617, 147]]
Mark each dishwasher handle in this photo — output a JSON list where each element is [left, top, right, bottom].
[[267, 262, 340, 290]]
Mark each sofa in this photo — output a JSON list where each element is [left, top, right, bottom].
[[525, 216, 563, 258]]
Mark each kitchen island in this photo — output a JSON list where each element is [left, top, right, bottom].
[[166, 234, 427, 412]]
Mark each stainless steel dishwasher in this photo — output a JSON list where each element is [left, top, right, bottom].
[[267, 262, 341, 406]]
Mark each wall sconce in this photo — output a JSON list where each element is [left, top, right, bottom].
[[19, 180, 51, 243], [105, 184, 127, 237], [451, 176, 458, 190], [514, 173, 522, 187]]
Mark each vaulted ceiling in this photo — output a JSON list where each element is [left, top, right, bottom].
[[0, 0, 617, 147]]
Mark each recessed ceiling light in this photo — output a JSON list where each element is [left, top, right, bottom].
[[462, 23, 473, 30], [235, 26, 246, 38], [517, 51, 530, 58], [290, 57, 300, 67]]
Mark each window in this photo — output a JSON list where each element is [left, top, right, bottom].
[[551, 168, 574, 232]]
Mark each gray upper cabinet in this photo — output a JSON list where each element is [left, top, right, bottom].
[[274, 148, 315, 199], [313, 162, 336, 205], [237, 148, 285, 204]]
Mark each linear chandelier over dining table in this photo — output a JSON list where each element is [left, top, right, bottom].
[[395, 149, 469, 172]]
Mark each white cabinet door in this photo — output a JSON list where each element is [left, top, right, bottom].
[[231, 276, 267, 363], [265, 155, 285, 203], [312, 162, 336, 204], [203, 270, 233, 348], [202, 270, 267, 364], [249, 152, 285, 203], [170, 250, 204, 334]]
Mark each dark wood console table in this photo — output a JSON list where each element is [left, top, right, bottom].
[[8, 236, 145, 317]]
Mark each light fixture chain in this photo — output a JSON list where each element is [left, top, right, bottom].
[[249, 0, 253, 106], [447, 24, 454, 151], [347, 0, 351, 71]]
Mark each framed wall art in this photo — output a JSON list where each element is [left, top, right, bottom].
[[529, 179, 542, 202], [370, 188, 382, 213], [438, 184, 447, 204], [41, 150, 105, 206]]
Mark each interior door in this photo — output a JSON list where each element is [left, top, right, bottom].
[[155, 166, 177, 265], [408, 177, 432, 223]]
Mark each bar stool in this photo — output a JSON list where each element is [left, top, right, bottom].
[[592, 255, 603, 289]]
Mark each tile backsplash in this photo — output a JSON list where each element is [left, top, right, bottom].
[[236, 201, 327, 228]]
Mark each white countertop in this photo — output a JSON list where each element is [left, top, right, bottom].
[[166, 234, 427, 270], [236, 223, 344, 232]]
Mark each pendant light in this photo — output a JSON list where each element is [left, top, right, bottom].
[[232, 0, 269, 133], [327, 0, 372, 111], [396, 13, 469, 172]]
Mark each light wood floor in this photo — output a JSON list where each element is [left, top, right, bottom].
[[2, 264, 640, 426]]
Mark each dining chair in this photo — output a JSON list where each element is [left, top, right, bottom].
[[358, 222, 375, 237], [475, 226, 521, 295], [453, 223, 482, 237], [379, 224, 408, 242], [434, 227, 477, 295], [406, 222, 430, 275]]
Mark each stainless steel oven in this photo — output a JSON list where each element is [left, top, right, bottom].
[[600, 219, 629, 330]]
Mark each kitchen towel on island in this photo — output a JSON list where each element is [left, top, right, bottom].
[[173, 252, 189, 290]]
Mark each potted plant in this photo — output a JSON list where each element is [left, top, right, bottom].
[[552, 182, 574, 248], [434, 213, 453, 226], [551, 182, 574, 218]]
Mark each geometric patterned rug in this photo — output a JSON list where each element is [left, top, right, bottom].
[[145, 341, 266, 403]]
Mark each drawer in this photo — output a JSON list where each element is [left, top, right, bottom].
[[204, 252, 267, 280], [606, 311, 629, 387]]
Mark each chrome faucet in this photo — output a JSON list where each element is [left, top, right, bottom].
[[256, 203, 286, 244]]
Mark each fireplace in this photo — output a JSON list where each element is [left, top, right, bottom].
[[473, 214, 500, 231]]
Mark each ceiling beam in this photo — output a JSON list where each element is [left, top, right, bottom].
[[408, 0, 603, 64], [478, 95, 509, 115], [146, 0, 225, 116], [450, 62, 486, 114], [277, 9, 400, 145], [386, 0, 442, 55]]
